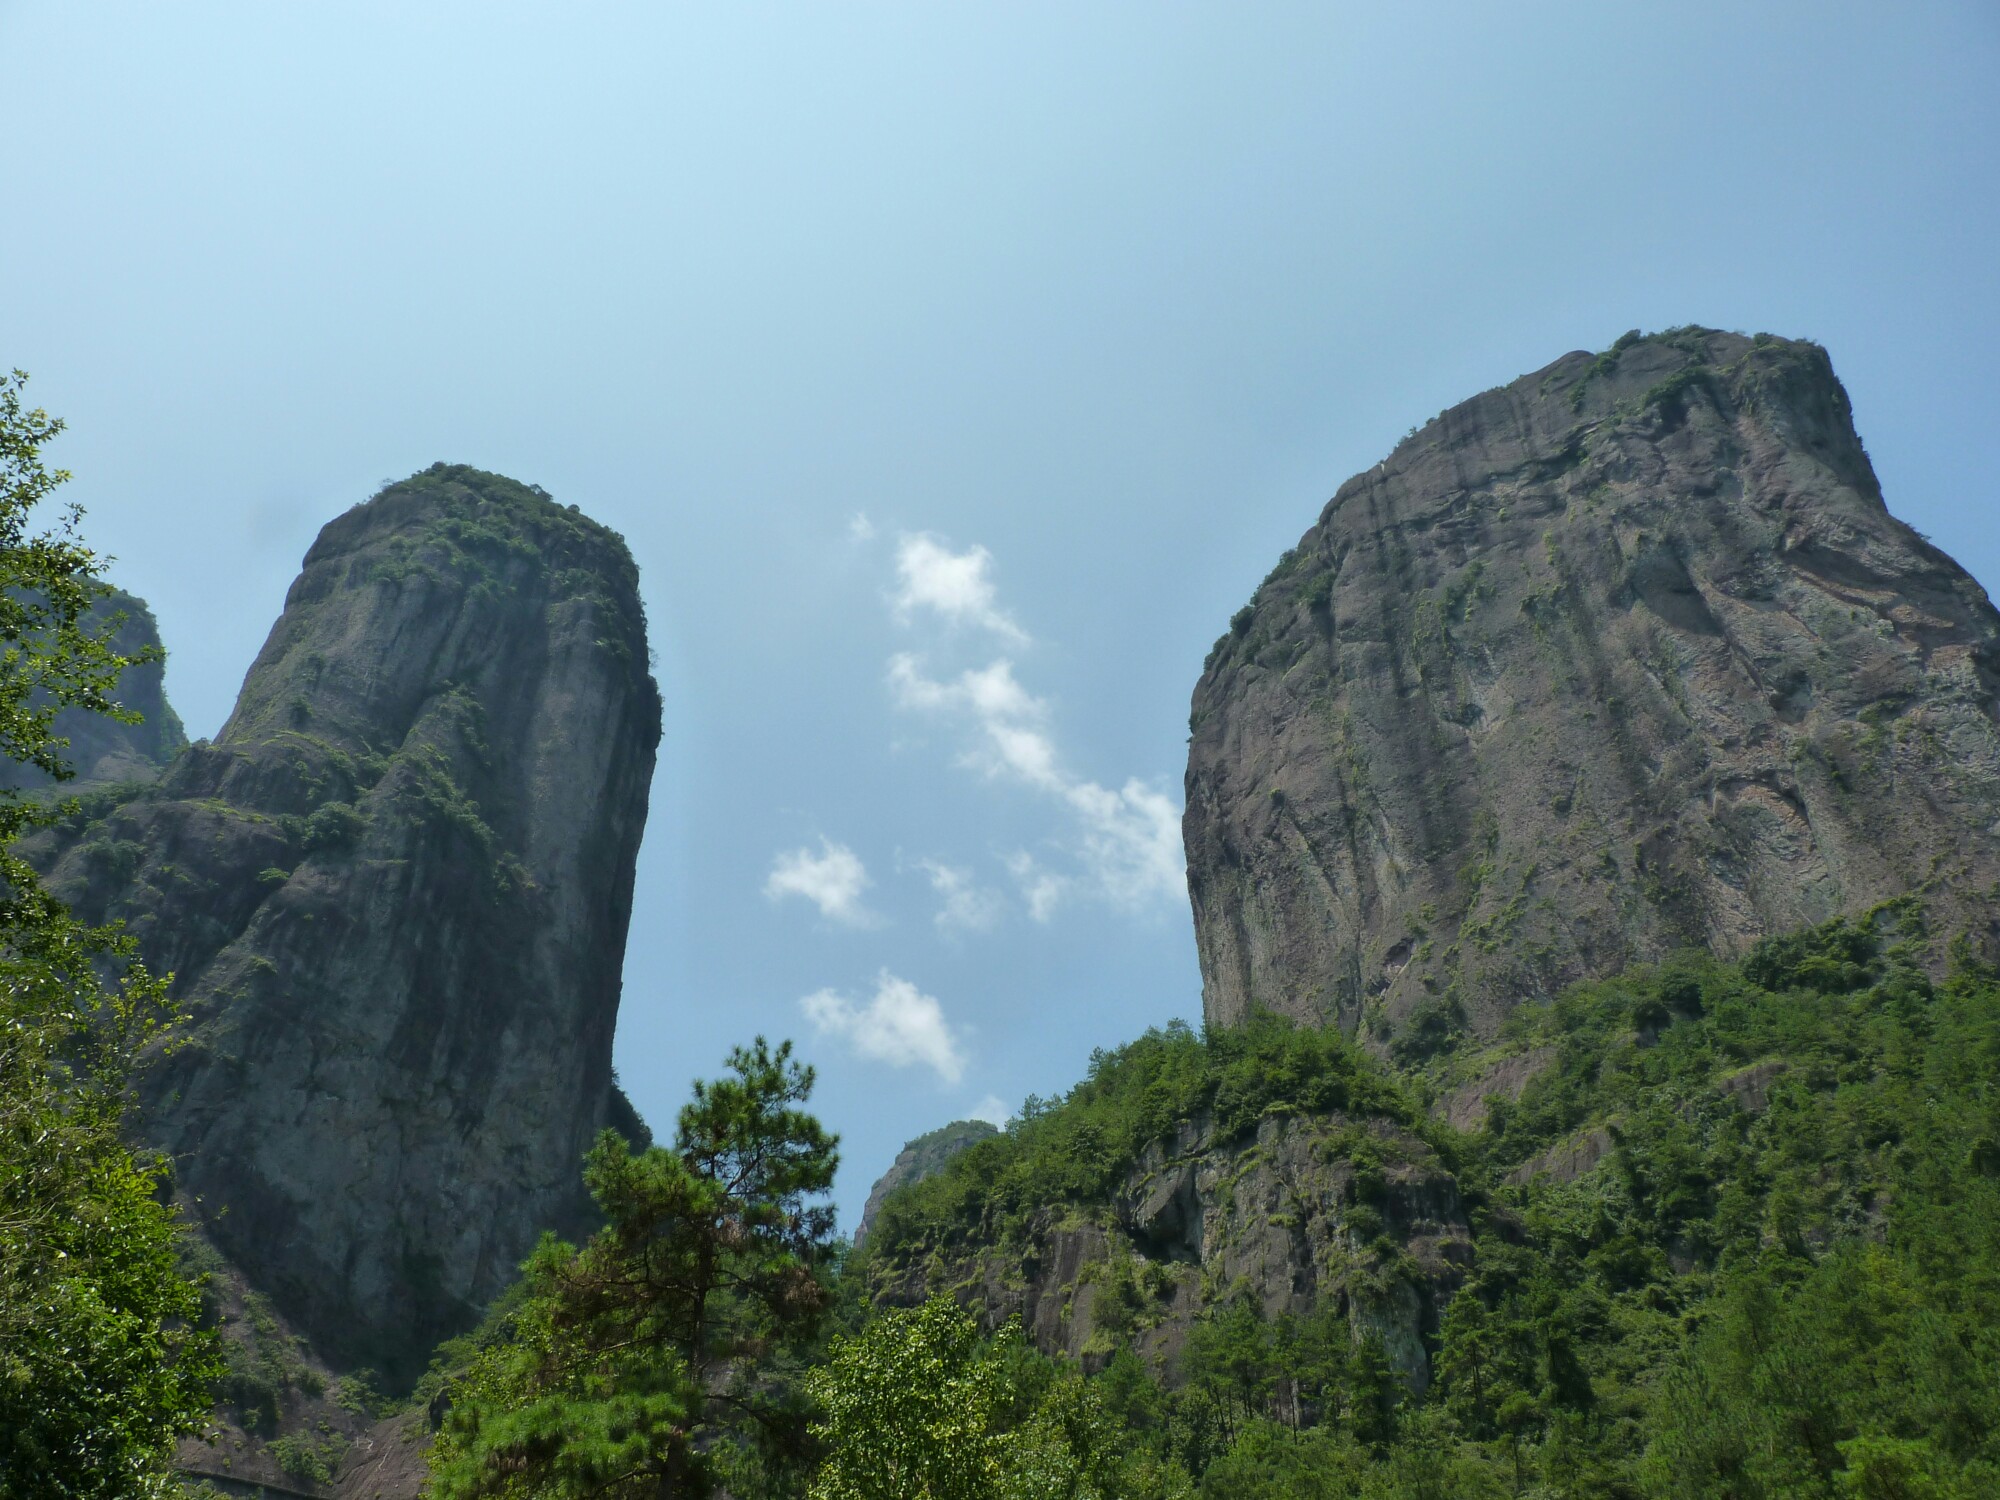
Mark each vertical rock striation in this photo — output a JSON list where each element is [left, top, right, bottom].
[[30, 466, 662, 1385], [1186, 329, 2000, 1040]]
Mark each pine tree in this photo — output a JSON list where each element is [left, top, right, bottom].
[[427, 1039, 838, 1499]]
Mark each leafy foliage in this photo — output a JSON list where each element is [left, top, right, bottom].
[[807, 1297, 1015, 1500], [848, 908, 2000, 1497], [431, 906, 2000, 1498], [0, 371, 218, 1497], [808, 1296, 1163, 1500], [425, 1039, 839, 1499]]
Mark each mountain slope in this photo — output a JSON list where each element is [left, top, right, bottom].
[[857, 331, 2000, 1495], [855, 1119, 999, 1245], [859, 911, 2000, 1495], [1186, 328, 2000, 1041]]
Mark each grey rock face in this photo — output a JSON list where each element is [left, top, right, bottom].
[[854, 1119, 998, 1245], [28, 466, 661, 1386], [1186, 329, 2000, 1039], [1, 587, 186, 793]]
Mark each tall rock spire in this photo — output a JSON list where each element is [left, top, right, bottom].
[[33, 465, 661, 1385]]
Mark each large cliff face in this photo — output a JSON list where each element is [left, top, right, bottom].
[[1187, 329, 2000, 1038], [27, 466, 661, 1386]]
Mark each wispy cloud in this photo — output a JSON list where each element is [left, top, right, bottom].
[[889, 656, 1057, 787], [1061, 778, 1183, 913], [1005, 851, 1069, 924], [890, 650, 1184, 920], [848, 512, 876, 543], [893, 534, 1027, 644], [970, 1094, 1013, 1128], [764, 839, 876, 927], [917, 858, 1004, 933], [801, 971, 966, 1083]]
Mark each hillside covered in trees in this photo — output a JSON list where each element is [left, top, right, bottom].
[[849, 906, 2000, 1497]]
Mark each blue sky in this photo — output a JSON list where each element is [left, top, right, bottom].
[[3, 3, 1996, 1228]]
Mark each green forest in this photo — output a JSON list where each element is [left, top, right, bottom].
[[392, 905, 2000, 1499], [940, 911, 2000, 1497]]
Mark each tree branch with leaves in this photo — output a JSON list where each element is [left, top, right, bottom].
[[427, 1038, 839, 1500]]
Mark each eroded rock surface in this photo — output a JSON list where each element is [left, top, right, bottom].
[[1186, 329, 2000, 1040], [27, 466, 661, 1386]]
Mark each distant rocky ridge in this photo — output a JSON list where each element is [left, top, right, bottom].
[[855, 1119, 998, 1244], [0, 587, 185, 793], [23, 465, 662, 1388], [1186, 328, 2000, 1042]]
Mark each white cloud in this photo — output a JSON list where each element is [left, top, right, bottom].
[[970, 1094, 1013, 1128], [764, 839, 875, 926], [893, 535, 1027, 644], [893, 650, 1186, 916], [801, 972, 966, 1083], [1005, 851, 1069, 923], [889, 655, 1060, 789], [918, 858, 1004, 933], [848, 512, 876, 542], [1061, 778, 1184, 911]]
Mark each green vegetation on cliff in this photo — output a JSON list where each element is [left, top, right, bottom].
[[419, 908, 2000, 1498], [855, 1120, 999, 1244], [867, 1015, 1438, 1260], [848, 909, 2000, 1498]]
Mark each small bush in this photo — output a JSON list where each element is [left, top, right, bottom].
[[302, 801, 365, 852]]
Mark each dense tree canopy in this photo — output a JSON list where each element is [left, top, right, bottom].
[[427, 1039, 839, 1499], [830, 909, 2000, 1499]]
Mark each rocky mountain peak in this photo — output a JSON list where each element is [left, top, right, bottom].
[[854, 1119, 999, 1245], [27, 464, 662, 1386], [1185, 328, 2000, 1045]]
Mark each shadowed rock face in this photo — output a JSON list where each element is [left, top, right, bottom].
[[0, 588, 186, 793], [1186, 329, 2000, 1040], [28, 466, 661, 1386]]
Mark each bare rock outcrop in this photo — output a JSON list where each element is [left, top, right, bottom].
[[26, 465, 661, 1387], [1186, 329, 2000, 1039]]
